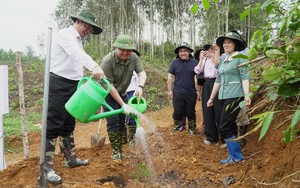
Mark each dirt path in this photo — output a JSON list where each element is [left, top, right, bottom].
[[1, 103, 300, 187]]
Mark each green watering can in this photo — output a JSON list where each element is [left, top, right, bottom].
[[127, 95, 147, 128], [65, 76, 147, 123]]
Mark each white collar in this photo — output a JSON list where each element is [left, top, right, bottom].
[[224, 51, 239, 62]]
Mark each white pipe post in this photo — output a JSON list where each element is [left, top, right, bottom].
[[38, 27, 52, 187], [0, 114, 5, 170], [0, 65, 9, 170]]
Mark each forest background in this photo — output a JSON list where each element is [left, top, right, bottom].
[[0, 0, 299, 146], [1, 0, 268, 69]]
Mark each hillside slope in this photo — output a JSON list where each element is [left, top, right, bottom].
[[0, 61, 299, 187]]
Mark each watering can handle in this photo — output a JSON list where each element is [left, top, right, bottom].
[[100, 77, 111, 95], [77, 77, 111, 95], [77, 77, 88, 89]]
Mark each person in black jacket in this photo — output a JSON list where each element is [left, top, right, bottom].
[[167, 42, 199, 135]]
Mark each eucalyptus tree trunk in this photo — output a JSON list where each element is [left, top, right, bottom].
[[189, 0, 195, 49], [161, 1, 165, 62], [122, 0, 128, 33], [150, 0, 154, 63], [216, 2, 221, 36], [139, 6, 144, 56], [110, 0, 114, 51], [247, 0, 251, 46], [133, 2, 138, 48], [137, 5, 142, 54], [225, 0, 230, 32], [190, 13, 195, 50], [161, 23, 165, 62], [174, 0, 179, 45], [120, 0, 124, 34]]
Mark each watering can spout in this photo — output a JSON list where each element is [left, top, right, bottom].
[[87, 102, 141, 122], [87, 108, 125, 122]]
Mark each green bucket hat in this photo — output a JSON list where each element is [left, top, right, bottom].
[[70, 10, 102, 35], [216, 32, 246, 51], [113, 35, 136, 50], [174, 42, 194, 54]]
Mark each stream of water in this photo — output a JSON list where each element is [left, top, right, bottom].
[[133, 114, 171, 183]]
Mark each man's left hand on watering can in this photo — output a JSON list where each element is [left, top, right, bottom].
[[92, 65, 105, 80]]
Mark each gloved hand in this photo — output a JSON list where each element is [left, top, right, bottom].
[[134, 87, 143, 100], [123, 104, 138, 118]]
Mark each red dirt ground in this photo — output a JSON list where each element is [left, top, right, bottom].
[[0, 102, 300, 188]]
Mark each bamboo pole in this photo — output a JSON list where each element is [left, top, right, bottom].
[[16, 52, 29, 159]]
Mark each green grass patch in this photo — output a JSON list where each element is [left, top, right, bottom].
[[131, 162, 152, 182], [3, 111, 42, 153], [3, 112, 41, 136]]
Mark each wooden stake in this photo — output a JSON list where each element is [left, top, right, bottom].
[[236, 56, 267, 68], [16, 51, 29, 159]]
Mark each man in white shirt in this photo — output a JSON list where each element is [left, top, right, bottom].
[[44, 10, 104, 185], [126, 71, 139, 147]]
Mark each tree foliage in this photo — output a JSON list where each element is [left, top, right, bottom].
[[50, 0, 269, 67], [189, 0, 299, 142], [2, 0, 299, 144], [238, 0, 300, 143]]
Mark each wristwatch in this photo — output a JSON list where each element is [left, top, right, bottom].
[[138, 85, 144, 88]]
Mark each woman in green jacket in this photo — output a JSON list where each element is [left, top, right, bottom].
[[207, 31, 251, 164]]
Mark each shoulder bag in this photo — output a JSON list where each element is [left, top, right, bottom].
[[197, 59, 206, 86]]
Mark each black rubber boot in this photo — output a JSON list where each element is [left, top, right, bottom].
[[59, 133, 90, 168], [44, 138, 63, 185]]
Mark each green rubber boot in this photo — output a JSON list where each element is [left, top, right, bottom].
[[128, 126, 137, 147], [188, 119, 196, 135], [120, 128, 128, 145], [108, 131, 122, 162], [173, 119, 182, 131]]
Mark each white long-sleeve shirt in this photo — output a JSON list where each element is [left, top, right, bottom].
[[50, 26, 98, 80], [126, 71, 138, 92]]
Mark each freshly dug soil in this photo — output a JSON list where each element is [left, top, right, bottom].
[[1, 103, 299, 188]]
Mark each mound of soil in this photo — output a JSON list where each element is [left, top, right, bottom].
[[1, 103, 300, 187], [1, 61, 299, 187]]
